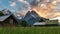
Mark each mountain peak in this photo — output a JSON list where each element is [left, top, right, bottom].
[[24, 10, 41, 25]]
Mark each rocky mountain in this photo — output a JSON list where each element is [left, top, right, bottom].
[[24, 10, 41, 25], [2, 9, 10, 15]]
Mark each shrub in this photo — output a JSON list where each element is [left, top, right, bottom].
[[0, 11, 4, 16], [39, 17, 49, 22], [20, 20, 28, 27]]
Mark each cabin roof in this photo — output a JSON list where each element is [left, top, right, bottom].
[[0, 15, 10, 22], [33, 22, 46, 25]]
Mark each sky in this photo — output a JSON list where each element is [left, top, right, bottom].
[[0, 0, 60, 21], [0, 0, 60, 16], [0, 0, 33, 15]]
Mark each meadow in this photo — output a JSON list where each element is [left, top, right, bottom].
[[0, 27, 60, 34]]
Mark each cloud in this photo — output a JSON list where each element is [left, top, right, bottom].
[[18, 0, 29, 5], [18, 0, 24, 2], [10, 1, 16, 7], [56, 0, 60, 2], [30, 0, 40, 7], [18, 0, 31, 11]]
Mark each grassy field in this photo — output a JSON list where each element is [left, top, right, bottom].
[[0, 27, 60, 34]]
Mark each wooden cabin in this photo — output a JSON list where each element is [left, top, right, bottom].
[[0, 15, 18, 26]]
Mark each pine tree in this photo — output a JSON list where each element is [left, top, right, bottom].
[[0, 11, 4, 16]]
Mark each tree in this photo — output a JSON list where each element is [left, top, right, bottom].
[[0, 11, 4, 16], [39, 17, 49, 22], [20, 20, 28, 27]]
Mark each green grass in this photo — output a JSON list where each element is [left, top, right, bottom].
[[0, 27, 60, 34]]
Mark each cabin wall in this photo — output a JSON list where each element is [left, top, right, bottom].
[[0, 17, 15, 26]]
